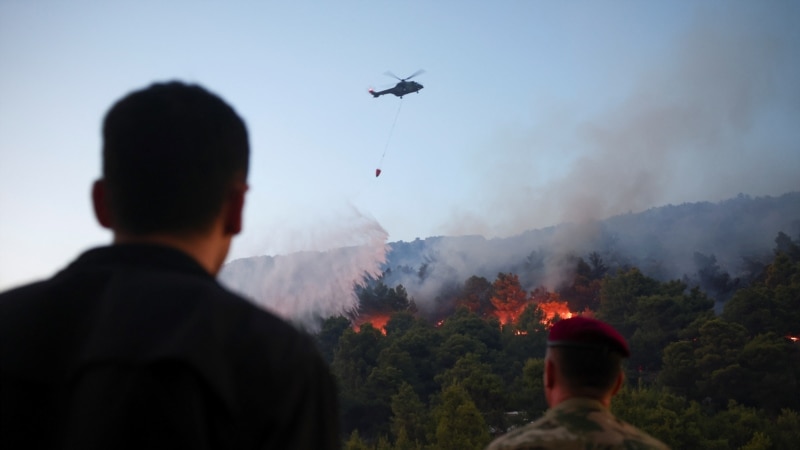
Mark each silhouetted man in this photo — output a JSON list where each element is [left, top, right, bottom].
[[0, 81, 341, 449], [485, 316, 669, 450]]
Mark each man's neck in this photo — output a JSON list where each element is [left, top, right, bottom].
[[113, 231, 230, 275], [547, 388, 613, 409]]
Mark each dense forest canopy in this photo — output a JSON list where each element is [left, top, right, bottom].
[[318, 232, 800, 450]]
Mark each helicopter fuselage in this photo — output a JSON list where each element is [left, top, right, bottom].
[[369, 80, 424, 98]]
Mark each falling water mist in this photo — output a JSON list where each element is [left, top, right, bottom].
[[219, 207, 389, 331]]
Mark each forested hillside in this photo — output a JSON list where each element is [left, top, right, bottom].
[[221, 192, 800, 328], [317, 232, 800, 450], [382, 192, 800, 316]]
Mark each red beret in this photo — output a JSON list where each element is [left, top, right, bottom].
[[548, 316, 630, 357]]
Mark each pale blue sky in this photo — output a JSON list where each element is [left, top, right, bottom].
[[2, 1, 799, 291]]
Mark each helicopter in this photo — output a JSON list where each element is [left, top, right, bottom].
[[369, 70, 424, 98]]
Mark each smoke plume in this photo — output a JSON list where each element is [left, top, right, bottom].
[[426, 5, 800, 299], [453, 4, 800, 240], [219, 206, 388, 330]]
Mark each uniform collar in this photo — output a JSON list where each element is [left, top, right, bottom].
[[66, 243, 214, 280], [548, 397, 609, 416]]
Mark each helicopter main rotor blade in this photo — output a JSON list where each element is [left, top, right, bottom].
[[384, 71, 401, 81], [405, 69, 425, 80]]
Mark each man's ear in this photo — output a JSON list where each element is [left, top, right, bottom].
[[223, 183, 248, 235], [92, 179, 113, 229], [544, 357, 556, 389], [610, 369, 624, 397]]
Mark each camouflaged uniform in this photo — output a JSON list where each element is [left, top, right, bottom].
[[485, 397, 670, 450]]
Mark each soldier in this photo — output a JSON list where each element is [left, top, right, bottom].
[[485, 316, 670, 450]]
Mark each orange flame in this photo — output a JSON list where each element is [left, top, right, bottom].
[[353, 313, 391, 335], [490, 299, 578, 330], [493, 305, 529, 326], [538, 301, 574, 325]]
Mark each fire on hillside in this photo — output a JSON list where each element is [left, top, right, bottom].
[[537, 301, 576, 324], [352, 300, 579, 336], [353, 314, 391, 335]]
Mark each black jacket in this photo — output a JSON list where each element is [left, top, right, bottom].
[[0, 244, 340, 449]]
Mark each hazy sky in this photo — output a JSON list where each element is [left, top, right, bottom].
[[2, 1, 799, 291]]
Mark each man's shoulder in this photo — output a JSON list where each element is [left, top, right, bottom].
[[0, 247, 315, 365], [0, 276, 73, 326], [486, 401, 670, 450], [486, 412, 584, 450]]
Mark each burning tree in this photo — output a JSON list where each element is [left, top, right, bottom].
[[353, 281, 414, 334], [490, 273, 529, 325], [458, 275, 495, 318], [530, 288, 578, 326]]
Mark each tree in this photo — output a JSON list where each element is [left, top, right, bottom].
[[456, 276, 494, 318], [738, 332, 799, 412], [357, 281, 412, 317], [588, 251, 608, 279], [376, 344, 418, 386], [435, 333, 489, 371], [431, 384, 490, 450], [384, 310, 417, 339], [439, 307, 503, 353], [739, 432, 772, 450], [612, 387, 718, 449], [774, 231, 800, 262], [490, 273, 528, 325], [693, 318, 750, 406], [767, 408, 800, 450], [388, 321, 442, 400], [721, 286, 779, 336], [331, 324, 387, 438], [417, 263, 430, 282], [392, 428, 420, 450], [314, 315, 351, 363], [596, 268, 662, 338], [344, 430, 370, 450], [498, 304, 548, 395], [559, 255, 602, 312], [388, 284, 411, 311], [363, 363, 405, 439], [627, 286, 713, 371], [374, 435, 392, 450], [704, 400, 769, 450], [724, 243, 800, 337], [514, 303, 548, 337], [332, 325, 386, 392], [520, 358, 547, 420], [390, 382, 428, 449], [435, 353, 507, 431], [519, 249, 546, 288], [659, 341, 700, 398], [599, 269, 712, 372], [690, 252, 739, 303]]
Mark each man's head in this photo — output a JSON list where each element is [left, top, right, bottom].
[[543, 316, 629, 406], [96, 81, 249, 236]]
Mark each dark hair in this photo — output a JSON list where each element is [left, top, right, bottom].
[[102, 81, 249, 234], [550, 346, 622, 394]]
